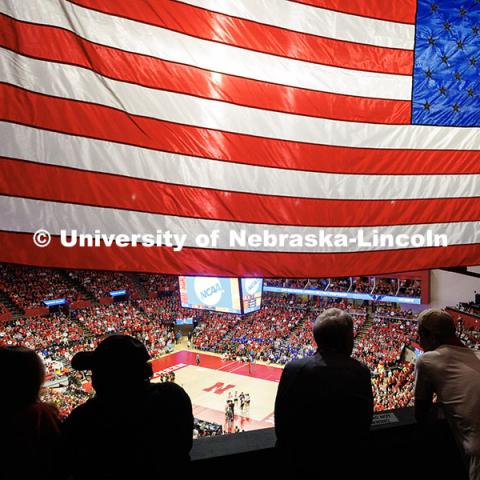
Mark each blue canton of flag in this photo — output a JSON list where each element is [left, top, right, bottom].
[[413, 0, 480, 126]]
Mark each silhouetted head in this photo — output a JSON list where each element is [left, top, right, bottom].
[[71, 335, 153, 397], [313, 308, 354, 355], [418, 309, 457, 352], [0, 346, 45, 410]]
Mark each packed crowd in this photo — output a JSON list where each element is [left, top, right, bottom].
[[0, 265, 177, 312], [67, 270, 139, 300], [191, 293, 417, 411], [0, 302, 11, 316], [192, 298, 312, 363], [372, 304, 417, 320], [457, 301, 480, 317], [193, 294, 367, 364], [74, 302, 175, 357], [0, 265, 424, 315], [264, 276, 422, 297], [353, 315, 418, 410], [354, 315, 417, 372], [0, 264, 84, 310], [375, 278, 399, 295], [460, 330, 480, 350], [0, 313, 88, 357], [136, 296, 182, 324], [398, 279, 422, 297], [0, 303, 175, 371], [456, 314, 480, 351], [137, 274, 177, 295], [1, 298, 177, 417]]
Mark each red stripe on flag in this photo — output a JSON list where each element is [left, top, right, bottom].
[[0, 231, 478, 277], [0, 15, 410, 124], [65, 0, 412, 74], [2, 159, 480, 227], [291, 0, 417, 24], [2, 84, 479, 175]]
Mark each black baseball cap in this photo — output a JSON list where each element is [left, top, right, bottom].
[[71, 335, 151, 373]]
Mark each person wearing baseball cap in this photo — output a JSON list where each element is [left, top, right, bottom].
[[62, 335, 193, 479], [70, 334, 154, 395]]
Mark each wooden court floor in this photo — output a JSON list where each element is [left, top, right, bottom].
[[151, 350, 283, 431]]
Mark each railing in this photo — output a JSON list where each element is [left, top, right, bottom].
[[190, 406, 468, 478]]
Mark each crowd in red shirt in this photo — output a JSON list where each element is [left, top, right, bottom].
[[137, 274, 177, 295], [193, 295, 367, 364], [1, 313, 86, 352], [0, 298, 176, 416], [66, 270, 140, 300], [0, 265, 84, 310], [76, 301, 175, 356], [265, 276, 421, 297], [191, 293, 419, 411], [0, 302, 11, 316], [353, 311, 418, 410]]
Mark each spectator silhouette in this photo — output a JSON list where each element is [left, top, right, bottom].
[[274, 308, 373, 475], [62, 334, 193, 479], [415, 309, 480, 480], [0, 346, 63, 480]]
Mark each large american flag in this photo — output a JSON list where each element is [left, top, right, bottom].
[[0, 0, 479, 276]]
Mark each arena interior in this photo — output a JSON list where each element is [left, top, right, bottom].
[[1, 266, 479, 441], [3, 0, 480, 477]]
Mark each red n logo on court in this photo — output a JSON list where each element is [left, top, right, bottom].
[[203, 382, 235, 395]]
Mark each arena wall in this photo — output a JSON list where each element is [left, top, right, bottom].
[[429, 268, 480, 309]]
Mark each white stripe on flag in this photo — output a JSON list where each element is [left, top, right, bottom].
[[0, 1, 411, 99], [0, 196, 475, 253], [2, 123, 480, 200], [179, 0, 415, 49], [3, 49, 480, 150]]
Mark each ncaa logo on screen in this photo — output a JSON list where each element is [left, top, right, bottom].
[[245, 278, 261, 295], [194, 277, 225, 306]]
